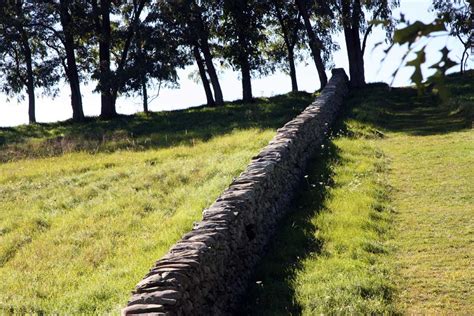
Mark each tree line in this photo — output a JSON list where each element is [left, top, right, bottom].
[[3, 0, 442, 125]]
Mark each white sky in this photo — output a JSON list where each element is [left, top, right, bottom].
[[0, 0, 469, 127]]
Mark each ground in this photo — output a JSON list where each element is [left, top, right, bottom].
[[1, 72, 473, 314], [0, 93, 312, 314], [242, 72, 474, 314]]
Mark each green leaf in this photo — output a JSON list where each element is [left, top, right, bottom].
[[393, 19, 446, 45], [406, 47, 426, 89]]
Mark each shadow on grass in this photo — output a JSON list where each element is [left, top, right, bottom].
[[238, 71, 473, 314], [0, 92, 313, 162], [350, 71, 473, 136], [237, 136, 340, 316]]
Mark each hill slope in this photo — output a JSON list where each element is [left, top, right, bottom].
[[242, 72, 473, 314], [0, 93, 312, 313]]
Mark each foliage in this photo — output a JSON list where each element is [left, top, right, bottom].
[[0, 2, 60, 100], [433, 0, 473, 72], [385, 1, 472, 96], [220, 0, 269, 76]]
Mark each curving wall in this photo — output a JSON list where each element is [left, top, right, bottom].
[[122, 68, 348, 315]]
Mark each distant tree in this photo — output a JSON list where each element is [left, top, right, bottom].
[[0, 1, 60, 123], [221, 0, 268, 102], [190, 0, 225, 106], [267, 0, 306, 92], [331, 0, 397, 88], [433, 0, 472, 73], [32, 1, 94, 122], [156, 0, 224, 107], [121, 11, 188, 113], [88, 0, 146, 119], [294, 0, 329, 88]]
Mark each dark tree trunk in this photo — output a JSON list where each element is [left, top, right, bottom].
[[92, 0, 116, 119], [241, 56, 253, 103], [273, 0, 298, 92], [15, 2, 35, 123], [192, 3, 224, 106], [99, 0, 115, 119], [193, 45, 215, 107], [199, 37, 224, 106], [26, 66, 36, 124], [142, 75, 148, 113], [342, 0, 365, 88], [236, 25, 253, 102], [287, 44, 298, 92], [295, 0, 327, 88], [460, 44, 469, 74], [59, 0, 85, 121], [23, 40, 35, 123]]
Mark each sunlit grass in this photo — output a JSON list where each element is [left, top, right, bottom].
[[0, 92, 313, 314]]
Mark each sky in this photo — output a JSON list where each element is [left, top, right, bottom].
[[0, 0, 469, 127]]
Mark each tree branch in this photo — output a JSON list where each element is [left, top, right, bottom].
[[361, 2, 386, 56]]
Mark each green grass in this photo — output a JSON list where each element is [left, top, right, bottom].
[[242, 71, 473, 314], [0, 92, 313, 314], [0, 93, 311, 163], [240, 108, 396, 315]]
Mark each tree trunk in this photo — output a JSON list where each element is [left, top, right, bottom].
[[59, 0, 85, 121], [295, 0, 327, 88], [193, 45, 215, 107], [342, 0, 365, 88], [287, 44, 298, 92], [241, 56, 253, 102], [23, 39, 35, 123], [26, 72, 36, 124], [460, 45, 468, 74], [96, 0, 116, 119], [273, 0, 298, 92], [15, 2, 35, 123], [142, 75, 148, 113], [199, 39, 224, 106], [23, 42, 35, 123], [110, 0, 146, 112]]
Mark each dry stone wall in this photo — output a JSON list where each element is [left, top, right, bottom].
[[122, 69, 349, 315]]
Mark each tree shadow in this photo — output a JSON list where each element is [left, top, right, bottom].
[[0, 92, 313, 162], [237, 134, 341, 316], [349, 71, 473, 136]]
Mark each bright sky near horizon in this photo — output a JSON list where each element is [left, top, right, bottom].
[[0, 0, 469, 127]]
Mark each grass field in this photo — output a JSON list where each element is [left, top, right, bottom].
[[0, 93, 312, 314], [1, 71, 473, 314], [242, 72, 473, 314]]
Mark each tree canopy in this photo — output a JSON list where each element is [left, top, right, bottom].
[[0, 0, 470, 123]]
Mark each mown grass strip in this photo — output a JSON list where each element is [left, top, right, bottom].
[[242, 72, 473, 314], [241, 115, 396, 314]]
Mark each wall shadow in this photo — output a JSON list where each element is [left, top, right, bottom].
[[236, 71, 474, 314], [237, 134, 341, 316]]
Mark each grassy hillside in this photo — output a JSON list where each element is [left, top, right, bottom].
[[0, 92, 312, 314], [242, 71, 473, 314]]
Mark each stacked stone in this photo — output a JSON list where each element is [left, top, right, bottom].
[[122, 69, 348, 315]]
